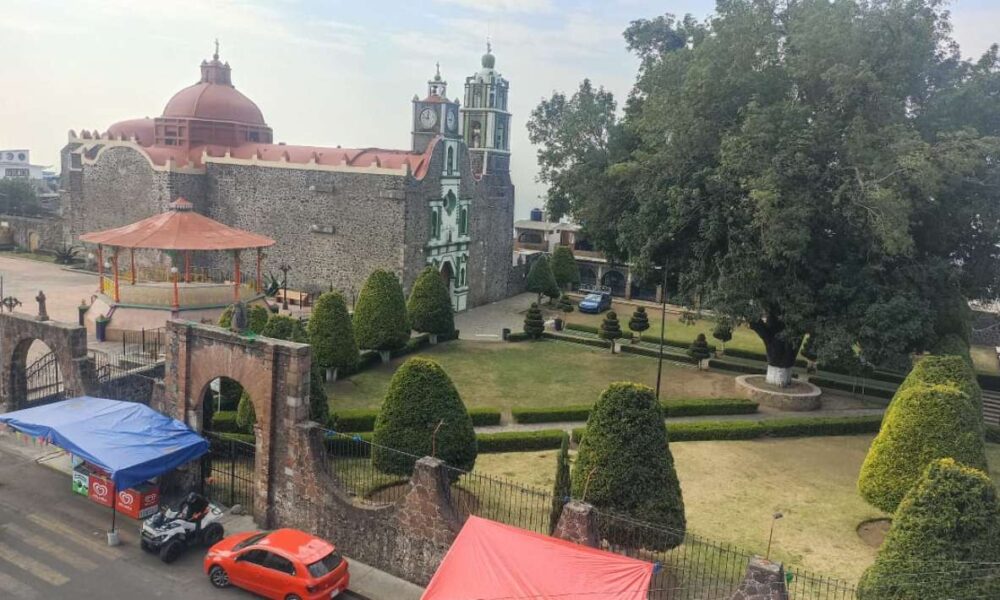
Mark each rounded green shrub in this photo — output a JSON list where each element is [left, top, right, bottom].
[[550, 246, 581, 290], [557, 294, 574, 313], [629, 307, 650, 335], [218, 305, 234, 329], [571, 382, 685, 549], [599, 311, 623, 342], [688, 333, 711, 360], [858, 384, 987, 513], [897, 354, 981, 412], [712, 319, 733, 353], [372, 357, 477, 477], [235, 391, 256, 434], [407, 267, 455, 336], [524, 303, 545, 339], [248, 304, 270, 333], [527, 255, 560, 303], [858, 458, 1000, 600], [931, 334, 973, 367], [308, 292, 359, 374], [260, 314, 307, 342], [353, 270, 410, 352]]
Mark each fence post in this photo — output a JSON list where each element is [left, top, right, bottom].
[[229, 440, 236, 507]]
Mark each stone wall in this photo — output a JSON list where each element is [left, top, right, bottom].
[[469, 168, 515, 306], [0, 214, 67, 251], [0, 311, 89, 413], [88, 362, 165, 404]]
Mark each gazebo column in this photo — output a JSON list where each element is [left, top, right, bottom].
[[96, 245, 104, 293], [111, 248, 121, 303], [256, 248, 262, 293], [184, 250, 191, 283], [129, 248, 136, 285], [233, 250, 241, 302]]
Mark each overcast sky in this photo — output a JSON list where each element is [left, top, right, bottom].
[[1, 0, 997, 220]]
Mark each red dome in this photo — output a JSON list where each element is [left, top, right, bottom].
[[163, 82, 266, 125], [106, 118, 155, 145]]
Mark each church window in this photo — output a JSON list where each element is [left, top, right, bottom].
[[459, 207, 468, 236], [488, 87, 496, 108], [430, 209, 439, 239], [459, 267, 466, 287], [446, 147, 455, 174]]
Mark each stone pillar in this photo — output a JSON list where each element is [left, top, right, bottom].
[[655, 284, 663, 304], [396, 457, 461, 545], [553, 501, 599, 547], [730, 557, 789, 600], [625, 271, 633, 300]]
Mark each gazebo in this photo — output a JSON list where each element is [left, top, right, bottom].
[[79, 198, 275, 339]]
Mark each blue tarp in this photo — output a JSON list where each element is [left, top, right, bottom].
[[0, 396, 208, 490]]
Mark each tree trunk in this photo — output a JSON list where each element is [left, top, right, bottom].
[[325, 367, 338, 383], [429, 334, 438, 345], [379, 350, 391, 364], [749, 316, 802, 389]]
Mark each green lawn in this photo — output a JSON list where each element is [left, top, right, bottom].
[[326, 339, 739, 414], [475, 438, 1000, 583], [0, 250, 56, 263], [971, 344, 1000, 374]]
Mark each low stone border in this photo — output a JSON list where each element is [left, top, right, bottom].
[[736, 374, 822, 411]]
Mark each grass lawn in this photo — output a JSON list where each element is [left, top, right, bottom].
[[327, 339, 738, 414], [0, 250, 56, 264], [971, 344, 1000, 374], [474, 438, 1000, 583]]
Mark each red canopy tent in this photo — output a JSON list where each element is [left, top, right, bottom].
[[421, 516, 654, 600]]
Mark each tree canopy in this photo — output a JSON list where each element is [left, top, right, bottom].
[[526, 255, 561, 303], [407, 266, 455, 336], [353, 269, 410, 353], [550, 246, 581, 290], [529, 1, 1000, 373]]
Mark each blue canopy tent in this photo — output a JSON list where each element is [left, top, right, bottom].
[[0, 396, 208, 537]]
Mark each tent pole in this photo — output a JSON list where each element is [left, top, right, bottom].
[[129, 248, 136, 285]]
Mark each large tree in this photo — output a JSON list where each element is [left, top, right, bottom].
[[353, 269, 410, 360], [534, 2, 1000, 385], [407, 266, 455, 339]]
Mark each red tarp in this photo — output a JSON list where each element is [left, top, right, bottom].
[[421, 516, 654, 600]]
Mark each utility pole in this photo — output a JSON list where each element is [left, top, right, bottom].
[[655, 262, 668, 402]]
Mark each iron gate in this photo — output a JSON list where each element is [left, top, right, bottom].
[[25, 351, 64, 405], [203, 432, 256, 516]]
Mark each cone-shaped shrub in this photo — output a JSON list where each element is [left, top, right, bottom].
[[629, 307, 650, 335], [236, 391, 256, 433], [524, 303, 545, 339], [308, 292, 359, 375], [551, 246, 581, 290], [372, 357, 477, 477], [557, 294, 574, 313], [407, 267, 455, 336], [309, 366, 328, 424], [858, 459, 1000, 600], [931, 334, 973, 367], [897, 354, 981, 411], [549, 433, 572, 534], [353, 269, 410, 352], [858, 384, 987, 513], [599, 311, 623, 344], [260, 314, 307, 342], [571, 382, 685, 549], [688, 333, 711, 361], [527, 255, 560, 303], [712, 319, 732, 353]]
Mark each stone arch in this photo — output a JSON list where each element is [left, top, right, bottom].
[[601, 269, 627, 297], [0, 312, 88, 413]]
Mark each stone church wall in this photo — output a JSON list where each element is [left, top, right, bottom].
[[469, 169, 515, 306]]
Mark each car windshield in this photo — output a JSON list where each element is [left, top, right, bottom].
[[584, 294, 602, 302], [307, 551, 343, 578], [233, 532, 269, 551]]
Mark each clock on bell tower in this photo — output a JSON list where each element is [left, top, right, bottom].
[[412, 63, 462, 153]]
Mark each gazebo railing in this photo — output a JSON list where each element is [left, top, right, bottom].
[[109, 265, 256, 286]]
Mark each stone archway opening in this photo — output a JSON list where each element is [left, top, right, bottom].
[[200, 376, 258, 515], [11, 338, 64, 407]]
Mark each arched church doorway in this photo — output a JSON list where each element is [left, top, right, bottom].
[[440, 261, 455, 289], [201, 376, 257, 515], [11, 338, 63, 407], [27, 231, 40, 253]]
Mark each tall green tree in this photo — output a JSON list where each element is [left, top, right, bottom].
[[307, 291, 359, 381], [0, 179, 42, 216], [526, 255, 560, 304], [550, 246, 581, 290], [353, 269, 409, 360], [538, 2, 1000, 385], [407, 266, 455, 339]]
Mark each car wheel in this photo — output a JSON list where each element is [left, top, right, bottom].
[[159, 539, 183, 564], [208, 565, 230, 588], [285, 596, 301, 600], [202, 523, 224, 547]]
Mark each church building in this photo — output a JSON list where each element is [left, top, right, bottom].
[[60, 44, 515, 311]]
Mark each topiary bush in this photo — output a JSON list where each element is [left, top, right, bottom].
[[407, 266, 455, 337], [371, 357, 477, 478], [260, 314, 307, 342], [526, 255, 560, 304], [897, 354, 982, 412], [549, 432, 572, 534], [712, 319, 733, 355], [557, 294, 574, 313], [571, 382, 685, 549], [598, 311, 623, 352], [248, 304, 270, 333], [353, 269, 410, 356], [629, 307, 650, 339], [858, 458, 1000, 600], [858, 384, 987, 513], [218, 305, 234, 329], [550, 246, 581, 290], [688, 333, 711, 361], [308, 291, 359, 380], [309, 366, 328, 424], [524, 302, 545, 339], [931, 334, 973, 367], [235, 391, 256, 434]]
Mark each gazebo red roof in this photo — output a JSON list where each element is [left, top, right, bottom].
[[79, 198, 275, 251]]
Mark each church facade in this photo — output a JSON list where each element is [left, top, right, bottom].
[[60, 46, 514, 311]]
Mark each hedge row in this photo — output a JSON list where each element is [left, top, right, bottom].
[[211, 410, 239, 433], [572, 415, 883, 444], [708, 359, 766, 375], [333, 406, 502, 431], [619, 344, 698, 364], [476, 429, 567, 452], [218, 432, 256, 444], [810, 376, 897, 399], [541, 331, 611, 349], [511, 397, 758, 424]]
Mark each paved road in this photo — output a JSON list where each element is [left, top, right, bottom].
[[0, 443, 363, 599], [0, 256, 97, 323]]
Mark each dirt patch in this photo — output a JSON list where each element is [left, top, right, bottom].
[[857, 518, 891, 548]]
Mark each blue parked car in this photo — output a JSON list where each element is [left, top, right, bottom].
[[578, 292, 612, 314]]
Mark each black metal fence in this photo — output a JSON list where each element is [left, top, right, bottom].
[[89, 350, 163, 404], [24, 350, 64, 405], [318, 430, 859, 599], [119, 327, 164, 359], [203, 431, 256, 516]]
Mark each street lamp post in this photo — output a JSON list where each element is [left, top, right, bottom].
[[279, 263, 291, 311], [654, 262, 668, 402]]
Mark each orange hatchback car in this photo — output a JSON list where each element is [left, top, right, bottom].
[[204, 529, 350, 600]]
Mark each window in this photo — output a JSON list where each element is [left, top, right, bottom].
[[446, 147, 455, 174], [430, 209, 440, 239], [248, 131, 260, 142], [458, 207, 468, 236], [489, 88, 496, 108], [307, 552, 343, 578], [459, 267, 466, 287], [262, 552, 297, 576], [233, 532, 269, 550], [236, 549, 269, 565]]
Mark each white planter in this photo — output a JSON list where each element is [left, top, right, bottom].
[[766, 365, 793, 387]]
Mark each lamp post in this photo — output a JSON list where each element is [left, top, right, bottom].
[[766, 512, 784, 561], [279, 262, 291, 311], [170, 266, 179, 313], [654, 262, 668, 402]]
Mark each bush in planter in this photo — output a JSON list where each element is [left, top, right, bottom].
[[571, 383, 685, 549], [526, 255, 560, 304], [598, 311, 623, 352], [858, 384, 987, 513], [371, 357, 477, 478], [688, 333, 711, 365], [712, 318, 733, 355], [308, 291, 359, 381], [550, 246, 581, 290], [353, 269, 409, 359], [407, 266, 455, 340], [524, 303, 545, 339], [858, 459, 1000, 600], [219, 304, 268, 333], [628, 307, 650, 341]]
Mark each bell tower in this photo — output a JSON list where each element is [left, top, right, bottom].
[[461, 42, 511, 177], [412, 63, 461, 154]]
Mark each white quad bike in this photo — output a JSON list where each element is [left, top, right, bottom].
[[140, 492, 225, 563]]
